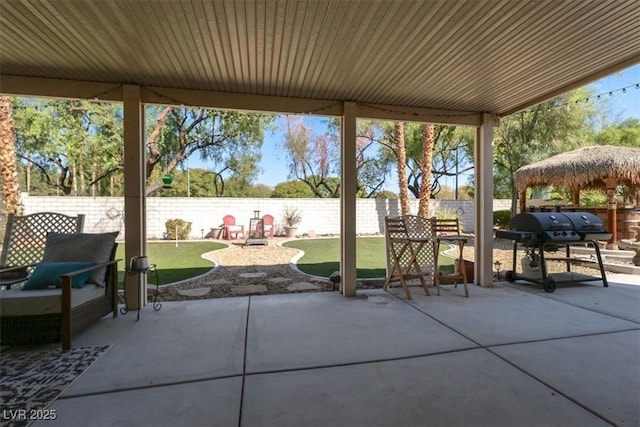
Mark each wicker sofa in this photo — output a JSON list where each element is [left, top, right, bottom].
[[0, 231, 119, 351]]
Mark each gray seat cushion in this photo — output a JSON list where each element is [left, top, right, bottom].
[[0, 285, 105, 316], [42, 232, 118, 287]]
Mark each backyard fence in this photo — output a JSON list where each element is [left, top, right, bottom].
[[20, 194, 512, 240]]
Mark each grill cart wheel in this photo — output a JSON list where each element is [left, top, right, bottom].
[[543, 277, 556, 293], [505, 270, 516, 282]]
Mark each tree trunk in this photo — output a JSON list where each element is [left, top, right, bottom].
[[394, 121, 411, 216], [510, 172, 518, 216], [78, 163, 85, 195], [91, 162, 97, 197], [26, 162, 31, 193], [418, 123, 434, 218], [0, 96, 23, 215]]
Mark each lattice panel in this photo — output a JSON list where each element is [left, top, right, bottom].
[[385, 215, 436, 284], [3, 212, 84, 268]]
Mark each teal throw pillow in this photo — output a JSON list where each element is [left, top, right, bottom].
[[42, 232, 118, 287], [22, 262, 96, 290]]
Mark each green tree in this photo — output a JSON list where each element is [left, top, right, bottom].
[[17, 162, 59, 195], [271, 180, 315, 198], [283, 117, 395, 198], [351, 120, 396, 197], [13, 98, 276, 197], [493, 88, 598, 213], [376, 190, 398, 199], [433, 185, 455, 200], [457, 185, 474, 200], [222, 176, 257, 197], [12, 98, 123, 195], [281, 116, 339, 197], [158, 168, 217, 197], [592, 118, 640, 148], [248, 184, 273, 198], [145, 106, 275, 195]]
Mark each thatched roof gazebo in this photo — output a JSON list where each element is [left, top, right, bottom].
[[515, 145, 640, 246]]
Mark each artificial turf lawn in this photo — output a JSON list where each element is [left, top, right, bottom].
[[116, 241, 225, 286], [283, 237, 455, 279], [116, 238, 456, 285]]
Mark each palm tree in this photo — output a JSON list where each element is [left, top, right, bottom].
[[394, 121, 411, 216], [418, 123, 435, 218], [0, 96, 23, 215]]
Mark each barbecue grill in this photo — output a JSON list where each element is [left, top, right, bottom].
[[495, 212, 611, 292]]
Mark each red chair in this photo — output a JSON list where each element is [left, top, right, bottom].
[[222, 215, 244, 240], [261, 214, 275, 238]]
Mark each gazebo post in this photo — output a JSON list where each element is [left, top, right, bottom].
[[604, 178, 618, 249], [571, 187, 580, 206], [519, 189, 527, 213]]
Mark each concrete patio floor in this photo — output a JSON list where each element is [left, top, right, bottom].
[[32, 275, 640, 426]]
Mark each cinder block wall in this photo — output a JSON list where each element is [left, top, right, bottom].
[[21, 194, 510, 239]]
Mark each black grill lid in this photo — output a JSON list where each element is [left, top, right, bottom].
[[561, 212, 611, 240], [560, 212, 605, 231], [507, 212, 611, 242], [509, 212, 574, 233]]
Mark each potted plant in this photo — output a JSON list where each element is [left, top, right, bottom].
[[283, 207, 302, 238]]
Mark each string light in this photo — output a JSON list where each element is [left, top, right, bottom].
[[360, 103, 478, 119], [145, 87, 340, 115], [10, 80, 639, 119], [516, 81, 639, 117]]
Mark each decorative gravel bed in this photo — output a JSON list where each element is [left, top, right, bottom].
[[145, 237, 606, 302], [148, 239, 338, 302]]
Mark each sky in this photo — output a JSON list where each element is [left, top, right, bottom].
[[587, 64, 640, 119], [190, 63, 640, 190]]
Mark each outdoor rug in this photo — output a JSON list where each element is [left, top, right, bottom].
[[0, 345, 111, 427]]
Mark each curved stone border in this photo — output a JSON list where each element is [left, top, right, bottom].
[[125, 237, 424, 292], [124, 242, 231, 293], [438, 243, 458, 259], [278, 236, 386, 284], [276, 238, 329, 283]]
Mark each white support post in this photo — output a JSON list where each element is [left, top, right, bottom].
[[123, 85, 147, 309], [340, 102, 357, 296], [474, 114, 497, 287]]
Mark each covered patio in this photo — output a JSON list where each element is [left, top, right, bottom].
[[2, 1, 640, 424], [2, 0, 640, 307], [30, 277, 640, 426]]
